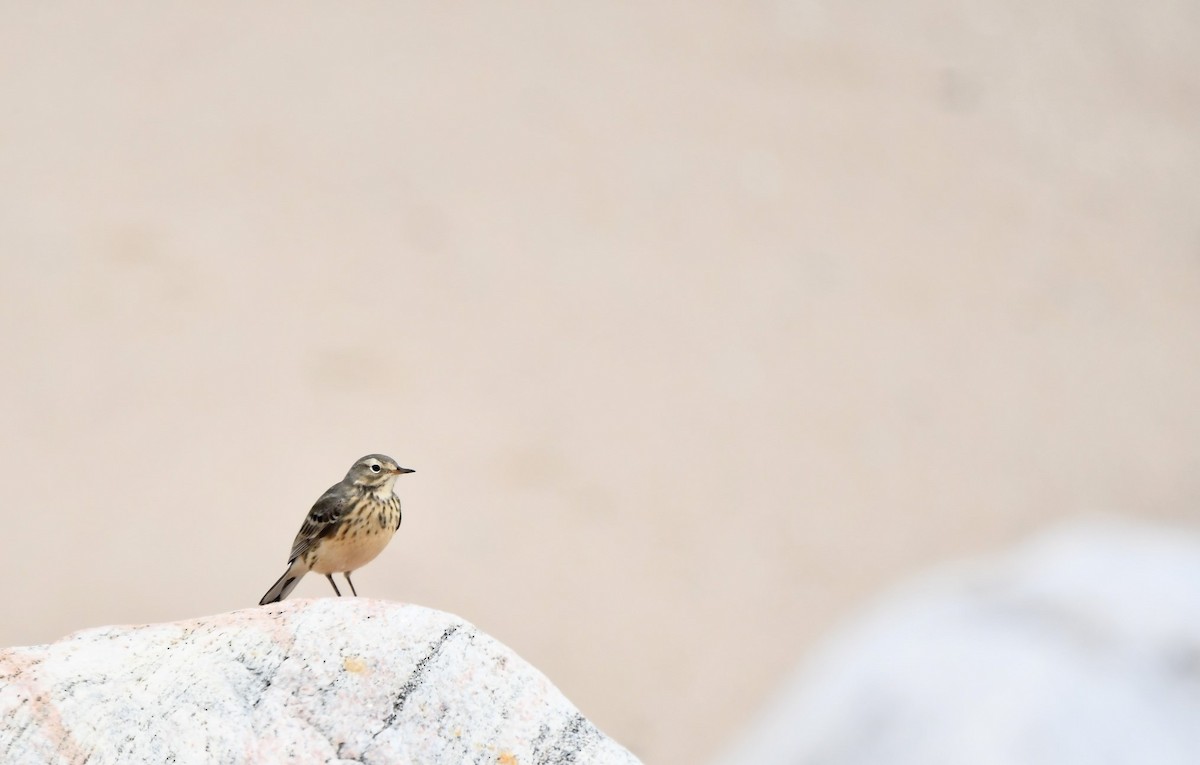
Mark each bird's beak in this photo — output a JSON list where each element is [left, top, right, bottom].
[[393, 466, 415, 475]]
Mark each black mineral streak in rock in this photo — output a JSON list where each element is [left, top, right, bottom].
[[378, 625, 462, 731]]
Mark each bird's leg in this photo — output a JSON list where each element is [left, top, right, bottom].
[[325, 574, 342, 596], [345, 572, 358, 597]]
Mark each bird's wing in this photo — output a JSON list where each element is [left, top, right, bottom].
[[287, 484, 347, 563]]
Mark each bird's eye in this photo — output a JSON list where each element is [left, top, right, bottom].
[[370, 464, 381, 473]]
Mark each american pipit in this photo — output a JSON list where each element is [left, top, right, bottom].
[[259, 454, 414, 605]]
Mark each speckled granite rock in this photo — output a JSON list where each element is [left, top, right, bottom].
[[0, 599, 640, 765]]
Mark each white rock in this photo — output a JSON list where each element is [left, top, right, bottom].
[[0, 599, 640, 765], [715, 520, 1200, 765]]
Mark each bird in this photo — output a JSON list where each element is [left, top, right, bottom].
[[259, 454, 414, 605]]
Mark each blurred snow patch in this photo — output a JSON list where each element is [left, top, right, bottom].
[[715, 519, 1200, 765]]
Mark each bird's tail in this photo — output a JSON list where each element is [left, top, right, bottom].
[[259, 559, 309, 605]]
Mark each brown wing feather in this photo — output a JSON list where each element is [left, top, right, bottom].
[[287, 484, 351, 563]]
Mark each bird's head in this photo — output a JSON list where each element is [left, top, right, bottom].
[[346, 454, 414, 489]]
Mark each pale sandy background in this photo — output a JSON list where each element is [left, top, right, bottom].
[[2, 3, 1198, 763]]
